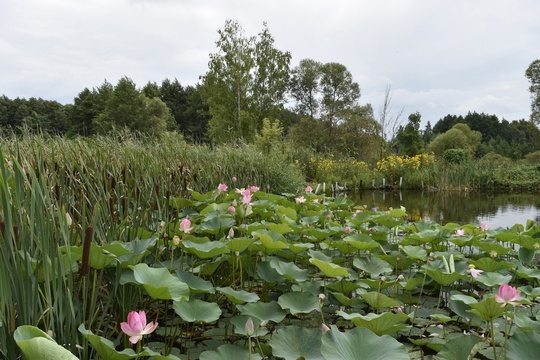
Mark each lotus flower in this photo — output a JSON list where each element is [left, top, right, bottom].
[[120, 310, 158, 344], [241, 189, 252, 205], [295, 196, 306, 203], [455, 229, 465, 236], [217, 183, 228, 192], [467, 264, 484, 279], [249, 185, 260, 192], [245, 317, 254, 336], [305, 185, 313, 193], [495, 284, 521, 306], [179, 218, 193, 234], [480, 223, 488, 231]]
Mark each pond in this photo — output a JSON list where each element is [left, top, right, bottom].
[[349, 190, 540, 229]]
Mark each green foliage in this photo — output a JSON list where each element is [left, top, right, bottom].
[[428, 123, 482, 156], [202, 20, 290, 144], [254, 118, 283, 153], [525, 59, 540, 124], [442, 148, 472, 164]]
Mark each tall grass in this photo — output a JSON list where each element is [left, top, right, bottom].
[[0, 132, 305, 358]]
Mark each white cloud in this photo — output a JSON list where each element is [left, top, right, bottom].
[[1, 0, 539, 124]]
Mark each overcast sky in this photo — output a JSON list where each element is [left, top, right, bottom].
[[2, 0, 540, 127]]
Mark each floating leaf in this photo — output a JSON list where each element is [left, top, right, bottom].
[[123, 263, 189, 301], [253, 230, 289, 250], [200, 344, 262, 360], [172, 298, 221, 323], [278, 292, 319, 316], [474, 272, 512, 287], [467, 296, 505, 322], [434, 334, 483, 360], [309, 258, 350, 277], [217, 286, 260, 304], [426, 269, 465, 286], [270, 258, 310, 282], [469, 257, 514, 272], [270, 325, 324, 360], [320, 325, 408, 360], [238, 300, 287, 323], [507, 330, 540, 360], [175, 270, 214, 294], [182, 240, 230, 259], [353, 256, 393, 277], [337, 311, 409, 335], [14, 325, 78, 360], [360, 291, 400, 309]]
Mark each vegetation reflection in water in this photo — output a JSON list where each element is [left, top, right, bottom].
[[6, 180, 540, 359], [351, 190, 540, 229]]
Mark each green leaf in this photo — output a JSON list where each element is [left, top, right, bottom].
[[467, 296, 505, 322], [217, 286, 260, 304], [270, 258, 310, 282], [238, 300, 287, 323], [337, 311, 409, 335], [353, 256, 393, 277], [127, 263, 189, 301], [360, 291, 400, 310], [309, 258, 350, 277], [172, 298, 221, 323], [474, 272, 513, 287], [434, 334, 483, 360], [79, 324, 138, 360], [469, 257, 514, 272], [320, 325, 408, 360], [270, 325, 324, 360], [278, 291, 320, 315], [14, 326, 78, 360], [426, 269, 465, 286], [253, 229, 289, 250], [507, 330, 540, 360], [200, 344, 262, 360], [182, 240, 230, 259], [175, 270, 215, 294], [225, 237, 255, 253], [401, 245, 428, 261]]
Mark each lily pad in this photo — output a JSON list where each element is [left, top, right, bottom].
[[309, 258, 350, 277], [320, 325, 408, 360], [172, 298, 221, 323], [270, 325, 324, 360], [217, 286, 260, 304], [278, 291, 320, 316], [200, 344, 262, 360]]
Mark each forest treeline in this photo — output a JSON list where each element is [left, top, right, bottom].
[[2, 19, 540, 165]]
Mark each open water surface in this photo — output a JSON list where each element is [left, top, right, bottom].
[[348, 191, 540, 229]]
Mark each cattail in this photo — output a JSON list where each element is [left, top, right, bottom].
[[80, 225, 93, 277]]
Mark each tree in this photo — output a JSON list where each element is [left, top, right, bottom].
[[254, 118, 283, 154], [289, 59, 322, 119], [319, 62, 360, 126], [395, 112, 424, 156], [94, 77, 172, 136], [201, 20, 290, 144], [427, 123, 482, 156], [377, 85, 404, 158], [525, 59, 540, 125], [333, 105, 379, 162]]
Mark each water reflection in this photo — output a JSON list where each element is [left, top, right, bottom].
[[349, 191, 540, 229]]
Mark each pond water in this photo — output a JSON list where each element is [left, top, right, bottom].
[[348, 191, 540, 229]]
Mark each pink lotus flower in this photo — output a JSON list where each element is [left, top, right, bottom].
[[241, 189, 252, 205], [495, 284, 521, 306], [227, 205, 236, 214], [249, 185, 260, 193], [295, 196, 306, 203], [245, 317, 254, 336], [120, 310, 158, 344], [305, 185, 313, 193], [321, 323, 330, 334], [217, 183, 228, 192], [480, 223, 488, 231], [455, 229, 465, 236], [179, 218, 193, 234], [344, 226, 351, 234], [231, 176, 237, 183]]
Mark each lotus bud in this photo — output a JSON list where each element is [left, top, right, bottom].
[[245, 317, 254, 336], [228, 227, 234, 238]]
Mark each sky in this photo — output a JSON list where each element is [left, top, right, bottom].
[[2, 0, 540, 127]]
